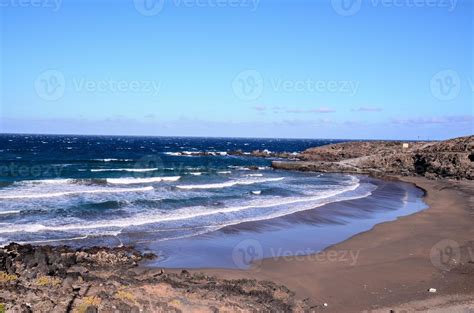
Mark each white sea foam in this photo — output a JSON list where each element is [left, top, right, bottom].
[[90, 168, 158, 172], [21, 179, 74, 185], [94, 158, 134, 162], [0, 186, 154, 200], [176, 177, 284, 190], [217, 171, 232, 174], [228, 166, 250, 171], [164, 152, 182, 156], [189, 172, 202, 176], [12, 235, 90, 245], [0, 177, 367, 234], [107, 177, 180, 185], [0, 210, 21, 215]]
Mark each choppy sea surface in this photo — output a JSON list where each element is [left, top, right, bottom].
[[0, 134, 426, 269], [0, 134, 363, 245]]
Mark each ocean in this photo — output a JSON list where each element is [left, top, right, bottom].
[[0, 134, 426, 268]]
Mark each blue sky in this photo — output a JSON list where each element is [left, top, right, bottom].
[[0, 0, 472, 139]]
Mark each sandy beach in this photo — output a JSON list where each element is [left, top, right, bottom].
[[202, 176, 474, 312], [141, 175, 426, 270], [2, 0, 472, 309], [1, 136, 472, 312]]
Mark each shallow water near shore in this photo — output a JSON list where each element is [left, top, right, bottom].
[[0, 134, 426, 269], [142, 177, 426, 269]]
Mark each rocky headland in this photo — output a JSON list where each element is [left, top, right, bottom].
[[272, 135, 473, 180]]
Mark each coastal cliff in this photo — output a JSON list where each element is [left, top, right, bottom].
[[272, 135, 473, 180]]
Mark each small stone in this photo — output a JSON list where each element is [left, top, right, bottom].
[[19, 303, 33, 313], [323, 303, 328, 307], [428, 288, 437, 293]]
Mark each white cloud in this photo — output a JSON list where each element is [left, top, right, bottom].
[[391, 115, 474, 125]]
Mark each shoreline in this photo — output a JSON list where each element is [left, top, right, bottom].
[[197, 175, 474, 312], [1, 177, 472, 312], [2, 175, 471, 311], [1, 134, 472, 311], [143, 174, 426, 270]]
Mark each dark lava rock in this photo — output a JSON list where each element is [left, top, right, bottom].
[[0, 243, 152, 278], [277, 135, 473, 180]]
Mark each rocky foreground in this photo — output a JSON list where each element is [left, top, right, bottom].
[[0, 243, 309, 312], [272, 135, 473, 180]]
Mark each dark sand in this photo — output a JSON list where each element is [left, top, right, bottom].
[[194, 177, 474, 312]]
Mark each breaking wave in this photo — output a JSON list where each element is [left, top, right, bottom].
[[176, 177, 285, 190]]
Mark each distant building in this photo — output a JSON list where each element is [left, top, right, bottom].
[[402, 143, 409, 149]]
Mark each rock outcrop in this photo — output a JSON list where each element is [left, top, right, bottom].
[[273, 136, 473, 180], [0, 244, 310, 312]]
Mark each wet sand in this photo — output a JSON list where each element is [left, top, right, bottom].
[[143, 176, 426, 269], [199, 177, 474, 312], [2, 176, 472, 311]]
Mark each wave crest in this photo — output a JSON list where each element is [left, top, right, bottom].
[[176, 177, 284, 190], [107, 177, 180, 185]]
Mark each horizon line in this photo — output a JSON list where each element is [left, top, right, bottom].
[[0, 131, 443, 142]]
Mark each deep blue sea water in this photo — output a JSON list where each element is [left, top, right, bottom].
[[0, 134, 377, 247]]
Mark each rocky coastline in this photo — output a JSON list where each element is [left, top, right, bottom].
[[271, 135, 473, 180], [0, 243, 309, 312], [1, 135, 471, 312]]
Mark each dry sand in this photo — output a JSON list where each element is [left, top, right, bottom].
[[201, 177, 474, 312]]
